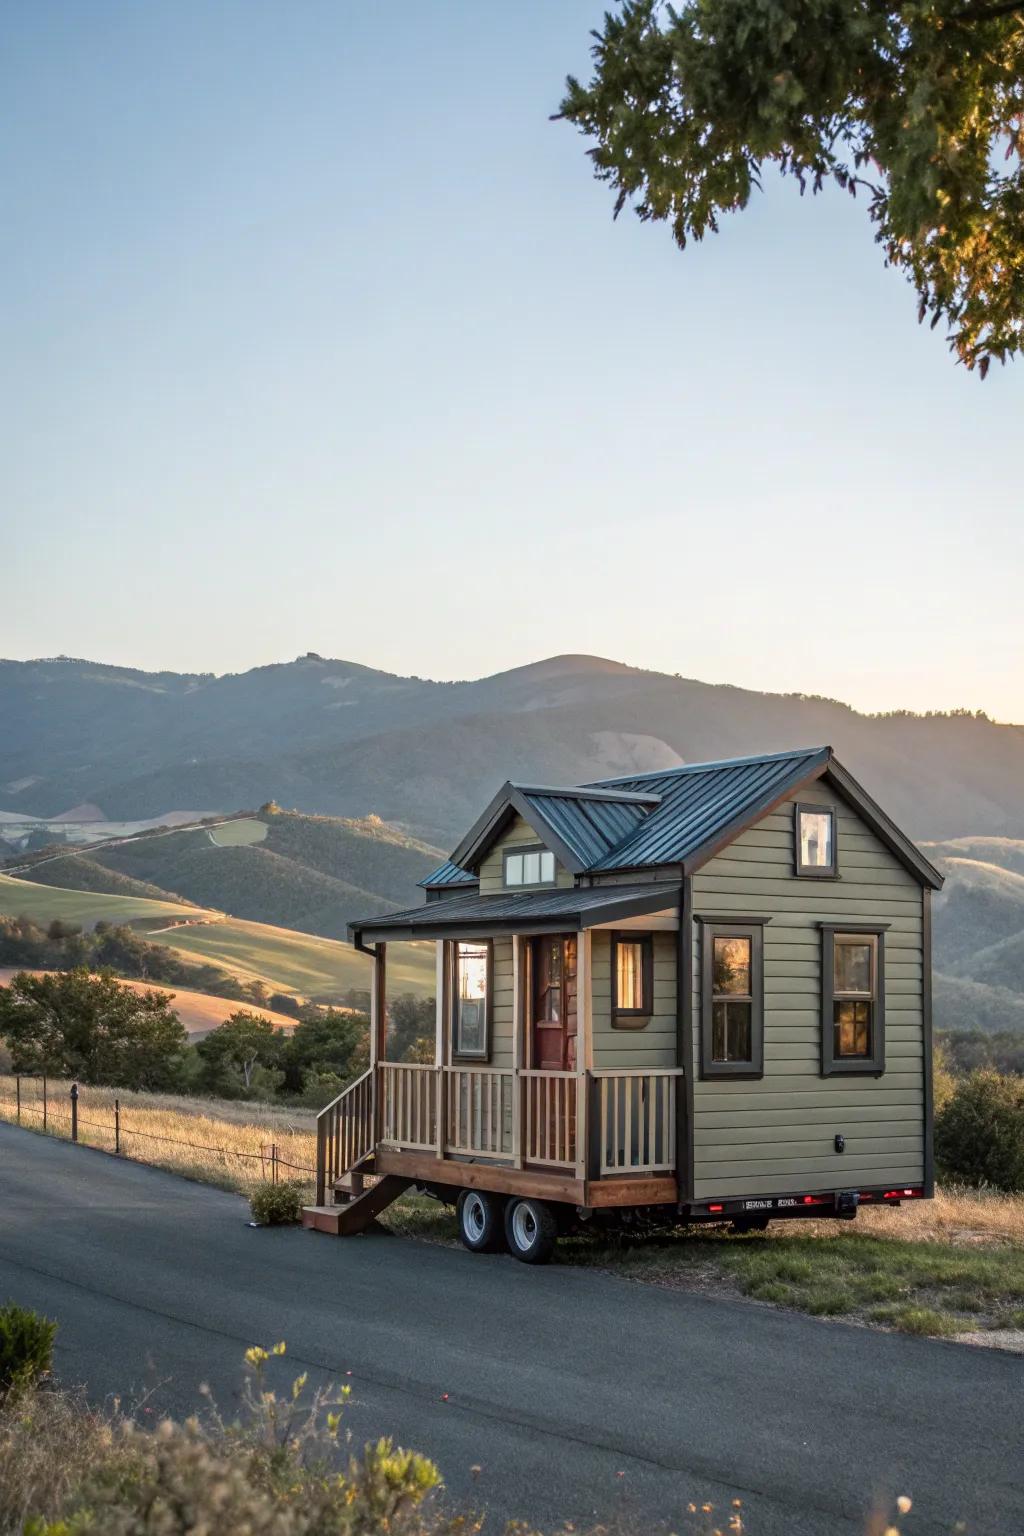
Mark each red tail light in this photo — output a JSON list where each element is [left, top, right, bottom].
[[708, 1203, 723, 1213]]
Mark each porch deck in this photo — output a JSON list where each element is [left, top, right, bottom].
[[314, 1061, 682, 1209]]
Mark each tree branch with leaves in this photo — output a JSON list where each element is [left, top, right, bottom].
[[558, 0, 1024, 373]]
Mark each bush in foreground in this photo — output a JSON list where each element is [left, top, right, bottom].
[[0, 1303, 56, 1396], [250, 1180, 304, 1225], [6, 1342, 450, 1536], [935, 1069, 1024, 1192]]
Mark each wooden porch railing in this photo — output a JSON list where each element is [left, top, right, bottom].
[[379, 1062, 438, 1152], [521, 1069, 580, 1168], [444, 1066, 515, 1160], [594, 1069, 681, 1175], [316, 1063, 683, 1199], [315, 1066, 375, 1202]]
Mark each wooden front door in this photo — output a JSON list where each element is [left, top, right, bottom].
[[530, 935, 578, 1070]]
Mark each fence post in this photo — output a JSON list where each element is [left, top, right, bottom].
[[42, 1073, 47, 1130], [15, 1075, 20, 1124], [272, 1144, 278, 1184], [70, 1082, 79, 1143], [114, 1098, 121, 1154]]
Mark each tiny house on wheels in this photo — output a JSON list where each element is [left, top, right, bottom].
[[303, 747, 943, 1263]]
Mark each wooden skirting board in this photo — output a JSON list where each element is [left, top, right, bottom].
[[373, 1148, 678, 1208]]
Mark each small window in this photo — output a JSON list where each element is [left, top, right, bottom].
[[821, 926, 886, 1075], [451, 940, 491, 1059], [611, 932, 653, 1026], [795, 802, 837, 878], [700, 922, 764, 1077], [503, 847, 555, 888]]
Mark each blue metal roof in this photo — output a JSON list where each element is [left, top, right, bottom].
[[418, 858, 477, 889], [516, 788, 652, 869], [352, 880, 679, 939], [584, 747, 831, 869]]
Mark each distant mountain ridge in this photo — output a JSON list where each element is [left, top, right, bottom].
[[2, 653, 1022, 848]]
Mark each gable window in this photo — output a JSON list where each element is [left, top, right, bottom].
[[820, 925, 886, 1075], [503, 847, 556, 888], [451, 940, 492, 1059], [795, 803, 837, 878], [699, 921, 765, 1078], [611, 932, 653, 1026]]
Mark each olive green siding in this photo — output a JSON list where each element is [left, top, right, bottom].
[[591, 929, 677, 1069], [690, 780, 925, 1199], [491, 935, 515, 1068], [477, 814, 575, 895]]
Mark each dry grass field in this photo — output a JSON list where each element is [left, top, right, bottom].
[[0, 872, 205, 928], [0, 1074, 318, 1192]]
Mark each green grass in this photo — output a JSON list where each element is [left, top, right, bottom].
[[0, 872, 204, 928], [142, 916, 435, 1001], [208, 817, 268, 848], [382, 1196, 1024, 1339]]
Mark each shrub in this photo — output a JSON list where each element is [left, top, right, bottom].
[[935, 1070, 1024, 1192], [0, 1303, 56, 1395], [249, 1181, 303, 1225], [15, 1342, 446, 1536]]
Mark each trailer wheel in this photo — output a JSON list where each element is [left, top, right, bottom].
[[504, 1197, 558, 1265], [457, 1190, 504, 1253]]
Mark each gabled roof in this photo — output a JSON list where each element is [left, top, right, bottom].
[[584, 746, 943, 889], [418, 858, 477, 890], [350, 881, 678, 943], [448, 780, 660, 877]]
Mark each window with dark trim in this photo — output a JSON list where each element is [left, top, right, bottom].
[[611, 931, 653, 1027], [700, 921, 765, 1078], [503, 846, 556, 889], [794, 802, 838, 878], [451, 940, 492, 1060], [820, 925, 886, 1075]]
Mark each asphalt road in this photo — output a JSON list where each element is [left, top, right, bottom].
[[1, 1124, 1021, 1536]]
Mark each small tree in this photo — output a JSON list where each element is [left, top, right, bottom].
[[0, 969, 188, 1090], [281, 1009, 368, 1094], [197, 1012, 284, 1095], [935, 1069, 1024, 1191], [388, 995, 435, 1063]]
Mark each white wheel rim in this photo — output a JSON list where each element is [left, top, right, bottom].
[[512, 1202, 537, 1250], [464, 1193, 487, 1242]]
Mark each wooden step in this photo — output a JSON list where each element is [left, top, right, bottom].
[[303, 1175, 412, 1237]]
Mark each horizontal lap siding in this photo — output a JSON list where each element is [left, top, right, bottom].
[[592, 930, 677, 1068], [691, 780, 925, 1199], [478, 815, 574, 894], [491, 937, 515, 1068]]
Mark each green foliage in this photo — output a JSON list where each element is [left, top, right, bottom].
[[0, 1304, 56, 1395], [249, 1181, 304, 1224], [559, 0, 1024, 372], [282, 1008, 369, 1094], [938, 1028, 1024, 1077], [0, 969, 188, 1090], [935, 1068, 1024, 1189], [197, 1012, 284, 1096], [388, 994, 435, 1063]]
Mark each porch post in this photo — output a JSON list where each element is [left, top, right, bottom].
[[576, 929, 593, 1181], [511, 934, 523, 1168], [369, 942, 386, 1140], [434, 941, 447, 1160]]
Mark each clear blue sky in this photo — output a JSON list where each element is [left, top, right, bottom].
[[2, 2, 1021, 721]]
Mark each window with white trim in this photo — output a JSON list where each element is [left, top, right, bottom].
[[503, 847, 556, 888]]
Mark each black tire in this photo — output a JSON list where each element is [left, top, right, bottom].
[[731, 1214, 770, 1235], [457, 1189, 504, 1253], [504, 1197, 558, 1265]]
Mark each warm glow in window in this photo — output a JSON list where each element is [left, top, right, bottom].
[[832, 933, 876, 1060], [454, 942, 489, 1057], [711, 935, 753, 1063], [616, 940, 644, 1011]]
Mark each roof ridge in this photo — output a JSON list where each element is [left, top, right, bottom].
[[512, 782, 660, 804], [585, 745, 831, 787]]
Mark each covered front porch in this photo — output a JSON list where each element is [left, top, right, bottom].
[[315, 881, 684, 1211]]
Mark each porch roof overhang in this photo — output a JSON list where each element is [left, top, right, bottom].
[[349, 881, 680, 944]]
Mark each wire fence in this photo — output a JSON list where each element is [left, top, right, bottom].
[[0, 1075, 317, 1190]]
